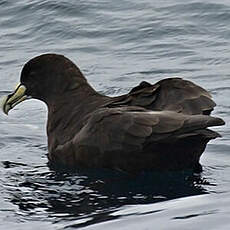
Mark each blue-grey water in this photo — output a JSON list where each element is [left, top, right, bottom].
[[0, 0, 230, 229]]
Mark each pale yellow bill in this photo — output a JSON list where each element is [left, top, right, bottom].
[[0, 83, 28, 115]]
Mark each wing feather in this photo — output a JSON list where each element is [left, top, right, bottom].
[[74, 107, 224, 155], [109, 78, 216, 115]]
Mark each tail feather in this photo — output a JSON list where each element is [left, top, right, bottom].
[[177, 128, 221, 140]]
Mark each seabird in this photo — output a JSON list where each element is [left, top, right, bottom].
[[1, 54, 225, 173]]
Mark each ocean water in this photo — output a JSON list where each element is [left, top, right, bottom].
[[0, 0, 230, 229]]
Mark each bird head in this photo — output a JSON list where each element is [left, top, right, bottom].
[[1, 54, 87, 115]]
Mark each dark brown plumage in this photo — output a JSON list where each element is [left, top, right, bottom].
[[1, 54, 225, 173]]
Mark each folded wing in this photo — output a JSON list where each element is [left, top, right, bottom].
[[56, 107, 224, 172], [109, 78, 216, 115]]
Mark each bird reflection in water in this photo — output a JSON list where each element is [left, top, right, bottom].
[[3, 162, 211, 228]]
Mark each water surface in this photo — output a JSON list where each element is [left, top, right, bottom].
[[0, 0, 230, 229]]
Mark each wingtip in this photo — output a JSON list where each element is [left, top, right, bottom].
[[216, 117, 225, 126], [208, 116, 225, 127]]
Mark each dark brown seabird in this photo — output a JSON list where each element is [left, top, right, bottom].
[[1, 54, 225, 173]]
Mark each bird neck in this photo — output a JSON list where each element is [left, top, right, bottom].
[[46, 84, 110, 152]]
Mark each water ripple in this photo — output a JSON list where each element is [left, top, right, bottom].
[[0, 0, 230, 229]]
